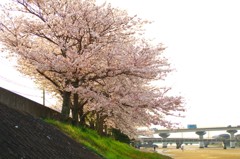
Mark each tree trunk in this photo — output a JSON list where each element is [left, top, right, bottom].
[[87, 111, 96, 130], [72, 93, 79, 126], [61, 91, 71, 121], [96, 113, 106, 136], [79, 102, 85, 126], [89, 120, 95, 130], [104, 125, 108, 136]]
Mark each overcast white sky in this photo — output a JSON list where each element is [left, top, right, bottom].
[[104, 0, 240, 129], [1, 0, 240, 134]]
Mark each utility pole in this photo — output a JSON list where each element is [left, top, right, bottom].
[[43, 88, 45, 106]]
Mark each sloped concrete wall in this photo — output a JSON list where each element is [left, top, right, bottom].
[[0, 87, 61, 119]]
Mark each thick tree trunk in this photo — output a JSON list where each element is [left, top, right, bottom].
[[72, 93, 79, 126], [61, 91, 71, 121]]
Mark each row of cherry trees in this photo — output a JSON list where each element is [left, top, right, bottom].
[[0, 0, 185, 138]]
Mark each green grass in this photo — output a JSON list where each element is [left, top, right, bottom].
[[45, 119, 172, 159]]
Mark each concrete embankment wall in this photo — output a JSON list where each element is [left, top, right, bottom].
[[0, 87, 61, 119]]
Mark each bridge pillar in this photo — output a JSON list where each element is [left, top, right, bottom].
[[204, 141, 209, 148], [176, 141, 183, 149], [222, 140, 227, 149], [162, 142, 168, 148], [159, 133, 170, 148], [196, 131, 206, 148], [227, 130, 237, 148]]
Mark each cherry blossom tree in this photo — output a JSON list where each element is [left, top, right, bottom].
[[0, 0, 185, 137], [83, 74, 184, 137]]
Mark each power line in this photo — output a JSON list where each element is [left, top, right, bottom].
[[0, 74, 57, 106], [0, 68, 59, 107], [10, 90, 42, 98], [10, 89, 56, 107], [0, 74, 37, 90]]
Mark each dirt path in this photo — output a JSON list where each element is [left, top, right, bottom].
[[157, 146, 240, 159]]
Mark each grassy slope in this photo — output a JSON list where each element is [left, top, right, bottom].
[[46, 119, 172, 159]]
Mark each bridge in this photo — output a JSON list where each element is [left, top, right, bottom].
[[134, 137, 239, 149], [136, 126, 240, 149]]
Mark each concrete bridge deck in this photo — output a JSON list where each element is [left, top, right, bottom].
[[137, 137, 240, 143], [155, 126, 240, 133]]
